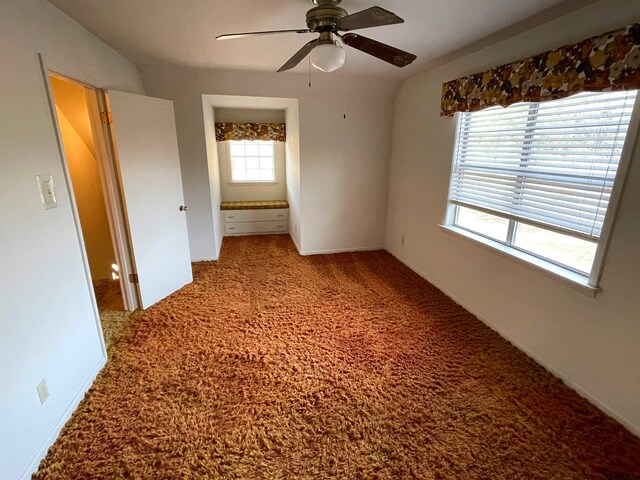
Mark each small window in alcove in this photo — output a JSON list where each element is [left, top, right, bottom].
[[228, 140, 275, 183]]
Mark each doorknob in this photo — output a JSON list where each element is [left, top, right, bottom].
[[179, 205, 188, 211]]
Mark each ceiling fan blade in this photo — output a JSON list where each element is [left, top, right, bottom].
[[340, 33, 416, 68], [216, 29, 310, 40], [277, 39, 320, 73], [337, 7, 404, 32]]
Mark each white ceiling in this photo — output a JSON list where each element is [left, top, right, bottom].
[[49, 0, 576, 79]]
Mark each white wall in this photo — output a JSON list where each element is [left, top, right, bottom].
[[0, 1, 144, 478], [385, 0, 640, 435], [285, 104, 302, 251], [214, 108, 285, 123], [139, 66, 399, 256], [201, 100, 224, 260]]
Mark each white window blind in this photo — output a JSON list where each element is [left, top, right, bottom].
[[450, 90, 637, 240]]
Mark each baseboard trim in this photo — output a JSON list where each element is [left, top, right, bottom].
[[191, 256, 218, 262], [215, 234, 223, 260], [190, 240, 223, 262], [301, 245, 384, 256], [20, 356, 107, 480], [289, 232, 302, 254], [387, 249, 640, 438]]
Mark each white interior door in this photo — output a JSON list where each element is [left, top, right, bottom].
[[106, 90, 192, 309]]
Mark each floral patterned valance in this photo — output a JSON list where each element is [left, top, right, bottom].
[[215, 122, 286, 142], [441, 23, 640, 117]]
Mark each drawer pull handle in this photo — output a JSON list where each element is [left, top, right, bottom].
[[228, 215, 235, 218], [276, 214, 284, 217], [228, 227, 236, 230], [277, 225, 284, 227]]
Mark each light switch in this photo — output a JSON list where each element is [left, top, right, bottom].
[[37, 378, 49, 404], [37, 174, 57, 210]]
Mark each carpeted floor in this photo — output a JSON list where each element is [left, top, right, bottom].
[[35, 235, 640, 479], [93, 279, 125, 312], [100, 310, 135, 350], [93, 278, 132, 349]]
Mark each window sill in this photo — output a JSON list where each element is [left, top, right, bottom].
[[439, 225, 600, 297], [228, 181, 279, 186]]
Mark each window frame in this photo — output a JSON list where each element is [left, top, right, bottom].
[[226, 139, 279, 186], [442, 92, 640, 294], [452, 206, 596, 276]]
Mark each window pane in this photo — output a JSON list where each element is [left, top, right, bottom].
[[230, 143, 245, 156], [245, 157, 260, 169], [456, 206, 509, 242], [231, 157, 245, 170], [260, 157, 274, 169], [244, 143, 260, 156], [513, 223, 597, 273], [260, 169, 275, 181]]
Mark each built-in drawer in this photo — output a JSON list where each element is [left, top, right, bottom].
[[224, 221, 288, 235], [223, 209, 288, 223]]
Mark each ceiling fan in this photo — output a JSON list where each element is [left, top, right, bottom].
[[216, 0, 417, 73]]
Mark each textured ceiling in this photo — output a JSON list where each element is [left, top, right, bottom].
[[49, 0, 578, 79]]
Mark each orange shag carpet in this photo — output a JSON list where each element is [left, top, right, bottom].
[[34, 235, 640, 479]]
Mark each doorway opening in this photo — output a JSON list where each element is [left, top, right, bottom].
[[48, 74, 137, 345]]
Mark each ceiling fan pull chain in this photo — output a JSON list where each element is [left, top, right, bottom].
[[308, 55, 312, 88], [342, 50, 347, 120]]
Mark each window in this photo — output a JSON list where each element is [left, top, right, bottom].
[[228, 140, 275, 183], [446, 90, 638, 285]]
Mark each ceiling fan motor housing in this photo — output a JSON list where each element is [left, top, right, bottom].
[[306, 1, 347, 38]]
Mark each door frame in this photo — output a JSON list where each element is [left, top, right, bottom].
[[97, 90, 145, 309], [89, 88, 140, 311], [38, 54, 140, 352]]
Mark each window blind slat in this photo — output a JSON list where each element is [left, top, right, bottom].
[[450, 90, 637, 238], [451, 178, 610, 205], [462, 123, 631, 136], [462, 108, 632, 126]]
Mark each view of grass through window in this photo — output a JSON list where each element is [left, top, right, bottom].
[[455, 207, 597, 273]]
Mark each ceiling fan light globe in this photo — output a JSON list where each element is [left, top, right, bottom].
[[310, 43, 346, 72]]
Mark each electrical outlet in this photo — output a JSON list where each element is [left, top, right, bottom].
[[37, 379, 49, 404], [401, 236, 405, 246]]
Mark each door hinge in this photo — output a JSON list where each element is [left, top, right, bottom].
[[129, 273, 139, 284], [100, 111, 113, 124]]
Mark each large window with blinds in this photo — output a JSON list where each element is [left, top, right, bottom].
[[446, 90, 638, 284]]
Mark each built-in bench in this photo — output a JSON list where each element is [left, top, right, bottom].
[[220, 200, 289, 235], [220, 200, 289, 211]]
